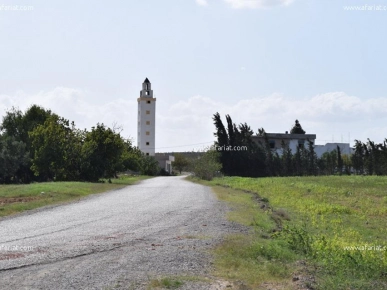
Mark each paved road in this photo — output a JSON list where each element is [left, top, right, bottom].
[[0, 176, 240, 289]]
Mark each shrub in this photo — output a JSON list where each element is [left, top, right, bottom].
[[192, 149, 221, 181]]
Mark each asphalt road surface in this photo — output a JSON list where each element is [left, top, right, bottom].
[[0, 176, 243, 289]]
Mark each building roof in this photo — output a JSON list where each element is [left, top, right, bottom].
[[253, 133, 316, 140], [144, 78, 150, 83]]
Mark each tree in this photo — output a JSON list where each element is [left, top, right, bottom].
[[342, 154, 352, 175], [213, 112, 229, 148], [337, 145, 343, 175], [1, 105, 53, 148], [0, 135, 30, 183], [281, 140, 293, 176], [172, 153, 190, 174], [0, 107, 24, 140], [261, 129, 275, 176], [363, 142, 373, 175], [81, 124, 125, 181], [192, 149, 222, 181], [212, 113, 266, 177], [121, 140, 143, 172], [139, 155, 159, 176], [351, 140, 365, 174], [1, 105, 53, 182], [29, 115, 82, 181], [307, 140, 318, 175], [319, 150, 337, 175], [290, 119, 306, 134]]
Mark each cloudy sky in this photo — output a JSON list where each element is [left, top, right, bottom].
[[1, 0, 387, 151]]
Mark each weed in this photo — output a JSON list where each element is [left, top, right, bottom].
[[148, 277, 184, 289], [195, 176, 387, 289]]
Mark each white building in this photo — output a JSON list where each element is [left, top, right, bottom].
[[137, 78, 156, 156], [314, 143, 352, 158], [252, 133, 317, 153], [155, 153, 175, 174], [252, 133, 352, 158]]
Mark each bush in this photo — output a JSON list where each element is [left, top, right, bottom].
[[159, 168, 170, 176], [192, 149, 222, 181]]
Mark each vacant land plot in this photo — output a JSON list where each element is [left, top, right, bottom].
[[191, 176, 387, 290]]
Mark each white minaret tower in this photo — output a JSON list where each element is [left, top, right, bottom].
[[137, 78, 156, 156]]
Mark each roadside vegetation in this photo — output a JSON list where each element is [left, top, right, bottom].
[[213, 113, 387, 177], [0, 105, 160, 184], [0, 175, 149, 218], [190, 175, 387, 289]]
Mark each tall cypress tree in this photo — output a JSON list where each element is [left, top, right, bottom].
[[337, 145, 343, 175]]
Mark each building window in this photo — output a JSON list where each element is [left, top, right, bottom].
[[269, 140, 275, 149], [146, 131, 150, 136], [146, 110, 150, 114], [146, 121, 150, 125], [298, 140, 305, 148], [147, 100, 151, 104], [146, 142, 150, 145]]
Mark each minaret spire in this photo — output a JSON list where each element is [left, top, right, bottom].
[[140, 78, 153, 98], [137, 78, 156, 156]]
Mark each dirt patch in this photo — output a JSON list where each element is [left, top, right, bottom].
[[0, 197, 40, 205], [290, 260, 317, 290], [209, 280, 250, 290], [0, 252, 26, 261]]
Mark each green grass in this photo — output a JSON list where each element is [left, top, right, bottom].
[[147, 275, 207, 289], [148, 277, 183, 289], [188, 175, 387, 289], [0, 175, 150, 218]]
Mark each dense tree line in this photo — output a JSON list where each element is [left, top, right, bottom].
[[212, 113, 364, 177], [0, 105, 159, 183], [213, 113, 266, 177], [351, 139, 387, 175]]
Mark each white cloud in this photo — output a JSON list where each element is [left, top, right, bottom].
[[224, 0, 295, 9], [196, 0, 208, 6], [0, 87, 138, 141], [158, 92, 387, 150], [2, 88, 387, 152]]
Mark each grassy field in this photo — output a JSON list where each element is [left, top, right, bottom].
[[0, 175, 149, 218], [190, 176, 387, 290]]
